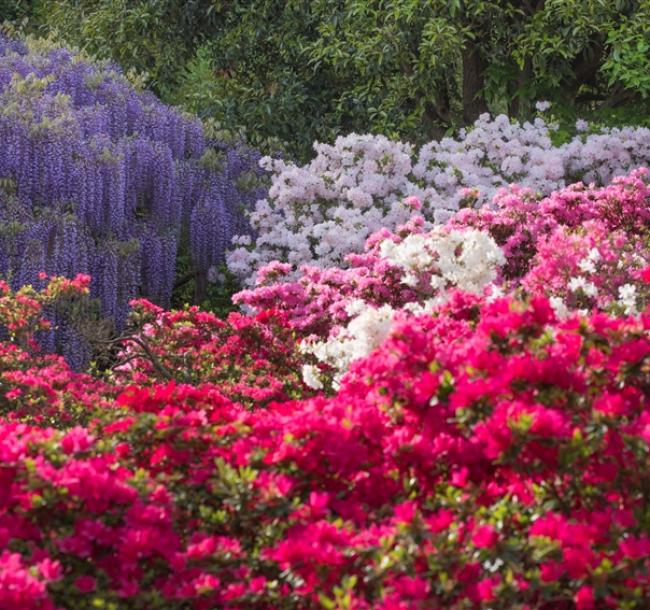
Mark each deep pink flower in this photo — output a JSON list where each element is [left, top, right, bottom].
[[575, 585, 595, 610], [477, 576, 501, 601], [472, 524, 498, 549], [74, 575, 96, 593]]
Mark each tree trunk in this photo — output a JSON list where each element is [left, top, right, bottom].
[[509, 57, 532, 119], [194, 270, 207, 305], [462, 44, 489, 124], [568, 40, 606, 104]]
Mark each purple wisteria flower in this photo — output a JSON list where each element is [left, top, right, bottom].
[[0, 37, 265, 366]]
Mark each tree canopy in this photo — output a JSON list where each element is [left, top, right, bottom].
[[10, 0, 650, 159]]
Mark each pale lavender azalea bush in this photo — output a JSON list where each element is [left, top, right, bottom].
[[228, 113, 650, 283]]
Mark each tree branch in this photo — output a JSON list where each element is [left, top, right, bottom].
[[101, 334, 174, 381], [173, 270, 197, 290]]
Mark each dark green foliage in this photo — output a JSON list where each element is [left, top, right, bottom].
[[175, 0, 650, 159], [18, 1, 650, 159], [27, 0, 219, 94], [0, 0, 33, 24]]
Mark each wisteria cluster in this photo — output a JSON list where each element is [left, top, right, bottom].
[[0, 37, 264, 365], [227, 113, 650, 283]]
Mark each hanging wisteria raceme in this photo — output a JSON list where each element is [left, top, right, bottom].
[[189, 145, 266, 282], [0, 37, 264, 364]]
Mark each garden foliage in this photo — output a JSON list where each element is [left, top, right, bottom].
[[2, 12, 650, 608], [31, 0, 650, 159]]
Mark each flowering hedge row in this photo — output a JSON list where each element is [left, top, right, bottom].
[[1, 282, 650, 608], [1, 169, 650, 608]]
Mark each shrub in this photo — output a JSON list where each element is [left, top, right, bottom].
[[110, 299, 313, 408], [1, 291, 650, 608], [0, 274, 112, 426], [227, 117, 650, 284], [236, 168, 650, 386]]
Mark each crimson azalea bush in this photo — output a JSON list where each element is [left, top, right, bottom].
[[0, 274, 112, 427], [0, 277, 310, 424], [111, 299, 313, 407], [1, 293, 650, 608]]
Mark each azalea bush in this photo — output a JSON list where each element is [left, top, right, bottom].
[[0, 276, 311, 421], [234, 213, 505, 337], [236, 168, 650, 386], [2, 289, 650, 608], [0, 274, 112, 427], [227, 114, 650, 283], [111, 299, 312, 407]]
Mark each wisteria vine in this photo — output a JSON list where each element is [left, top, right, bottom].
[[0, 37, 265, 366]]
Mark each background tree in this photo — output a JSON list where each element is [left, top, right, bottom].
[[13, 0, 650, 159], [23, 0, 219, 95], [0, 0, 33, 24]]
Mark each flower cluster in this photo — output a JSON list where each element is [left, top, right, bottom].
[[451, 168, 650, 313], [297, 227, 505, 385], [235, 216, 503, 337], [111, 299, 313, 407], [228, 114, 650, 283], [237, 168, 650, 382], [378, 228, 505, 294], [1, 286, 650, 608], [0, 276, 111, 427], [0, 36, 264, 365]]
